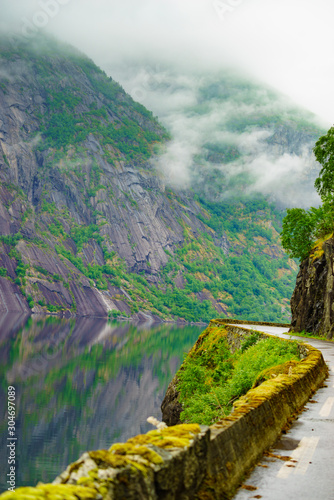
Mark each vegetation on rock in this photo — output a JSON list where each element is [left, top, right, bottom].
[[177, 325, 300, 425], [0, 34, 321, 322], [281, 126, 334, 261]]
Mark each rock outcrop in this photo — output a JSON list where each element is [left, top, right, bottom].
[[291, 237, 334, 339], [160, 374, 183, 426], [161, 324, 268, 424]]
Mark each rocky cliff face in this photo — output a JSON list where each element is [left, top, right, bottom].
[[290, 237, 334, 339], [0, 35, 204, 319], [0, 35, 311, 322]]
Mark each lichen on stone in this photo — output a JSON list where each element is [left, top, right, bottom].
[[89, 450, 130, 469], [0, 483, 99, 500], [109, 443, 163, 465], [253, 359, 299, 387], [71, 448, 154, 478], [125, 423, 201, 450], [310, 234, 332, 262]]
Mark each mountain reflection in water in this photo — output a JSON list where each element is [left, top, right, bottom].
[[0, 314, 204, 491]]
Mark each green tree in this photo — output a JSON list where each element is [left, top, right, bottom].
[[314, 126, 334, 198], [281, 126, 334, 261], [281, 208, 317, 261], [314, 197, 334, 238]]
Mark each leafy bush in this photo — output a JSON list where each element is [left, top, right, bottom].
[[0, 267, 7, 277], [281, 208, 318, 261], [281, 196, 334, 261], [27, 295, 34, 308], [47, 304, 63, 312], [71, 224, 103, 251], [314, 126, 334, 198], [35, 266, 49, 276], [240, 330, 261, 352], [0, 233, 22, 246]]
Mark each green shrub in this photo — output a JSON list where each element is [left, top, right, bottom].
[[27, 295, 34, 308], [109, 309, 121, 318], [47, 304, 63, 312], [35, 266, 49, 276], [0, 267, 7, 277]]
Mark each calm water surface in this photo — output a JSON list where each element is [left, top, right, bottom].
[[0, 314, 204, 491]]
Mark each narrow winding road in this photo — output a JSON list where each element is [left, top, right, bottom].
[[232, 325, 334, 500]]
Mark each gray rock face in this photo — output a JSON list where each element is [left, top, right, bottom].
[[0, 37, 211, 318], [290, 238, 334, 339], [0, 276, 30, 314], [0, 37, 308, 322], [160, 374, 183, 426]]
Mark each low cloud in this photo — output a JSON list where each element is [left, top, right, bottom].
[[124, 65, 322, 207], [0, 0, 327, 208], [243, 148, 320, 207]]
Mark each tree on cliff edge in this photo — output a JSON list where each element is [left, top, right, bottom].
[[314, 126, 334, 198], [281, 126, 334, 261]]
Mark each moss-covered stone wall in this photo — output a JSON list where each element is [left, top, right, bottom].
[[0, 323, 328, 500], [198, 325, 328, 498]]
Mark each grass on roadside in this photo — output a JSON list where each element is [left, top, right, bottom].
[[177, 328, 301, 425], [283, 330, 334, 342]]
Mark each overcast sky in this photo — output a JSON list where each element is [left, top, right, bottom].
[[1, 0, 334, 126]]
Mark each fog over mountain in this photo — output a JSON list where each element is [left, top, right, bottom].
[[1, 0, 331, 207], [1, 0, 333, 120], [108, 64, 323, 207], [0, 35, 300, 323]]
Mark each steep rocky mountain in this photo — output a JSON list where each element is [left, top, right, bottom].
[[0, 35, 324, 322]]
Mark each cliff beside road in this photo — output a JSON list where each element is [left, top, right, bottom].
[[290, 235, 334, 339]]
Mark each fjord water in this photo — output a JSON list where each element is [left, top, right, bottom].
[[0, 314, 203, 491]]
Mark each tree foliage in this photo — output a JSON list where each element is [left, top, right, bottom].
[[281, 208, 317, 260], [314, 126, 334, 198], [281, 125, 334, 261]]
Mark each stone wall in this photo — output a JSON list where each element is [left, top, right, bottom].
[[0, 324, 328, 500], [198, 331, 327, 498]]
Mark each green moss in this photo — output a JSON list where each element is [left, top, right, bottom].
[[109, 443, 163, 464], [253, 359, 299, 387], [89, 449, 130, 469], [126, 423, 201, 449], [77, 477, 94, 487], [68, 459, 85, 475], [89, 449, 149, 475], [0, 484, 98, 499]]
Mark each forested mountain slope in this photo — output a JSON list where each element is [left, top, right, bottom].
[[0, 35, 324, 322]]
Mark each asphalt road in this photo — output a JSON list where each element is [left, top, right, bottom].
[[232, 324, 334, 500]]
